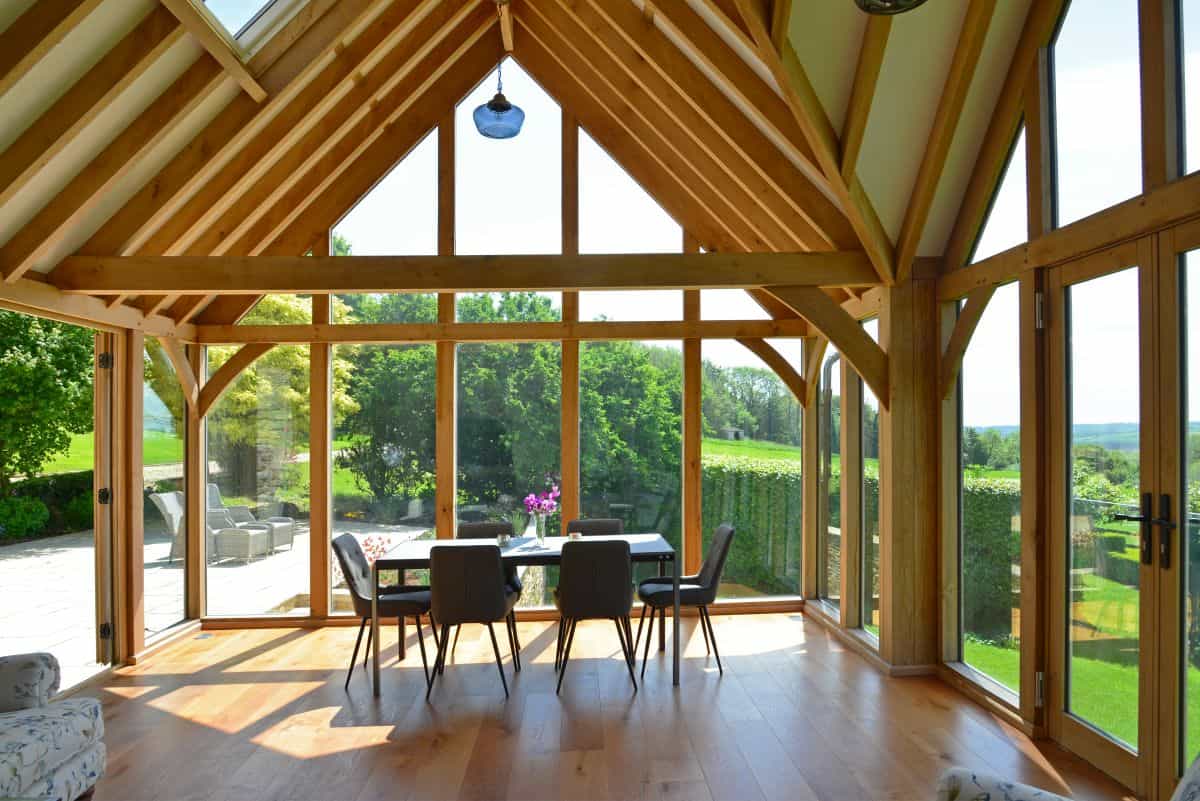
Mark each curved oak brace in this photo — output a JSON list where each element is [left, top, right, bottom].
[[938, 284, 996, 401], [803, 334, 828, 408], [767, 285, 890, 409], [197, 343, 275, 418], [156, 336, 198, 411], [736, 337, 807, 406]]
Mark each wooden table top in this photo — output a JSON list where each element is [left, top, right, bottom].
[[374, 533, 677, 569]]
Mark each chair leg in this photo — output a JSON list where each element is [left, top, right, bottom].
[[641, 605, 656, 679], [414, 614, 430, 686], [345, 617, 367, 690], [427, 624, 450, 700], [399, 615, 406, 660], [554, 616, 565, 672], [362, 624, 373, 669], [658, 607, 666, 652], [451, 624, 461, 657], [616, 617, 638, 691], [557, 617, 578, 695], [634, 603, 647, 652], [509, 611, 522, 670], [701, 606, 723, 675], [698, 607, 711, 655], [504, 613, 520, 672], [486, 623, 509, 699]]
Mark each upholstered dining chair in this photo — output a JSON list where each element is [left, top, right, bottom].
[[553, 539, 637, 694], [565, 518, 624, 537], [427, 544, 520, 699], [331, 533, 433, 689], [635, 523, 735, 676], [455, 521, 522, 668]]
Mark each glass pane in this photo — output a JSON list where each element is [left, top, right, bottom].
[[203, 0, 274, 37], [458, 292, 561, 322], [334, 128, 437, 323], [0, 312, 101, 689], [579, 128, 681, 254], [701, 290, 771, 321], [701, 341, 802, 599], [143, 340, 187, 636], [457, 334, 561, 608], [331, 344, 436, 614], [579, 290, 681, 322], [206, 298, 311, 616], [1186, 0, 1198, 174], [1052, 0, 1143, 225], [580, 340, 681, 586], [972, 128, 1028, 263], [958, 284, 1022, 691], [862, 320, 881, 638], [456, 58, 561, 255], [817, 348, 842, 615], [1066, 267, 1141, 749], [1182, 248, 1200, 767]]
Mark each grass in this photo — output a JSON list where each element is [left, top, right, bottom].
[[702, 436, 802, 461], [42, 431, 183, 474]]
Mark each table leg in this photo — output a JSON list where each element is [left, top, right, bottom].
[[658, 559, 666, 653], [372, 562, 381, 697], [672, 554, 680, 686]]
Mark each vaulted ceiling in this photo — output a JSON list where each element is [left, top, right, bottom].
[[0, 0, 1046, 328]]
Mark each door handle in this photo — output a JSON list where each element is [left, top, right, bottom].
[[1152, 493, 1177, 569], [1113, 492, 1154, 565]]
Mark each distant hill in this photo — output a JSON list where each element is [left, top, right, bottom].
[[970, 422, 1200, 453]]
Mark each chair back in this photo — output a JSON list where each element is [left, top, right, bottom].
[[430, 545, 509, 626], [150, 491, 185, 535], [457, 521, 513, 540], [206, 483, 223, 510], [331, 533, 374, 617], [207, 507, 237, 530], [557, 539, 632, 620], [565, 518, 624, 537], [697, 524, 735, 599]]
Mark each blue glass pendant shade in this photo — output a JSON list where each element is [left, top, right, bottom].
[[854, 0, 930, 13], [473, 91, 525, 139]]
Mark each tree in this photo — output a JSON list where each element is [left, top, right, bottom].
[[0, 310, 93, 493]]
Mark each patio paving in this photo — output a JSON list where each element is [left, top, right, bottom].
[[1, 517, 429, 690]]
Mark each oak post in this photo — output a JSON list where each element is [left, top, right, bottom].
[[436, 116, 456, 539], [309, 235, 332, 617], [560, 112, 581, 531], [683, 283, 702, 574], [185, 343, 205, 619]]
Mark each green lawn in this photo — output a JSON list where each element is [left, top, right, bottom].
[[41, 431, 184, 474], [702, 436, 802, 461]]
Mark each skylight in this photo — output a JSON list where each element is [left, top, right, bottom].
[[203, 0, 276, 39]]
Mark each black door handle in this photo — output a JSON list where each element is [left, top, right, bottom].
[[1152, 493, 1176, 569], [1113, 492, 1154, 565]]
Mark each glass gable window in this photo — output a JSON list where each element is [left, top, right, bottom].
[[1185, 0, 1199, 174], [1051, 0, 1143, 226], [958, 283, 1022, 693], [203, 0, 275, 39], [701, 340, 802, 599], [862, 320, 881, 639], [972, 127, 1028, 263], [817, 346, 842, 616]]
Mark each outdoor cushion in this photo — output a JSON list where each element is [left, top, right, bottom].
[[934, 768, 1068, 801], [0, 654, 59, 712], [0, 697, 104, 798], [19, 741, 105, 801]]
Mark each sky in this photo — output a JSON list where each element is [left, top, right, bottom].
[[212, 1, 1200, 428]]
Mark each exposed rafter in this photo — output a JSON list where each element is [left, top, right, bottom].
[[840, 16, 891, 182], [159, 0, 267, 101], [0, 0, 106, 98]]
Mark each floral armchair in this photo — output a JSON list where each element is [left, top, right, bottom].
[[0, 653, 105, 800]]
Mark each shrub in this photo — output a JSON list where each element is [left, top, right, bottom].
[[0, 496, 50, 540], [961, 477, 1021, 641], [63, 493, 94, 531]]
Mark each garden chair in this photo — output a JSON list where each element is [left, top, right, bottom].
[[149, 491, 186, 564], [207, 483, 295, 552], [565, 518, 624, 537], [206, 509, 272, 562]]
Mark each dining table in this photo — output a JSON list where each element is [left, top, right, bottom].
[[370, 533, 682, 694]]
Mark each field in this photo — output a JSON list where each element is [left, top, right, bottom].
[[42, 431, 183, 473]]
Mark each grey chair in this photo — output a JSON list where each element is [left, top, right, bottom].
[[150, 490, 186, 563], [456, 521, 522, 667], [565, 518, 624, 537], [636, 523, 735, 676], [331, 533, 432, 689], [553, 539, 637, 694], [208, 483, 295, 551], [426, 544, 520, 699]]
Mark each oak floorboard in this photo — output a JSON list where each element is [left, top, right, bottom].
[[86, 614, 1134, 801]]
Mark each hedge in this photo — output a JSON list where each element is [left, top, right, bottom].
[[961, 478, 1021, 641]]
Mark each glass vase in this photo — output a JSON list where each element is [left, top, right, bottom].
[[535, 513, 546, 545]]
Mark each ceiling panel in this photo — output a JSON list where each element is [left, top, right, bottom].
[[786, 1, 868, 133]]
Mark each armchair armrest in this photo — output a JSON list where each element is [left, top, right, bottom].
[[226, 505, 257, 525], [935, 768, 1069, 801], [0, 652, 60, 712]]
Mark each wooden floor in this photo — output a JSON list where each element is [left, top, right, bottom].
[[91, 613, 1133, 801]]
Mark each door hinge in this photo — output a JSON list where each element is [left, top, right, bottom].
[[98, 352, 114, 369], [98, 622, 113, 640], [97, 488, 111, 505], [1035, 671, 1045, 708], [1034, 291, 1045, 330]]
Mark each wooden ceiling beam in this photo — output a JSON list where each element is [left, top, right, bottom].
[[53, 252, 880, 295], [895, 0, 997, 283], [0, 0, 106, 97], [517, 17, 756, 251], [123, 0, 436, 259], [942, 0, 1065, 271], [730, 0, 896, 285], [938, 284, 995, 400], [737, 337, 807, 402], [0, 7, 182, 213], [522, 0, 802, 252], [0, 276, 190, 338], [78, 0, 380, 261], [498, 0, 515, 51], [207, 4, 494, 259], [559, 0, 855, 251], [159, 0, 267, 101], [840, 16, 891, 182], [156, 335, 199, 409], [1, 56, 228, 283], [197, 343, 275, 417], [768, 0, 792, 54]]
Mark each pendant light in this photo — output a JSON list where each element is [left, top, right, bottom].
[[855, 0, 931, 14], [473, 63, 524, 139]]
